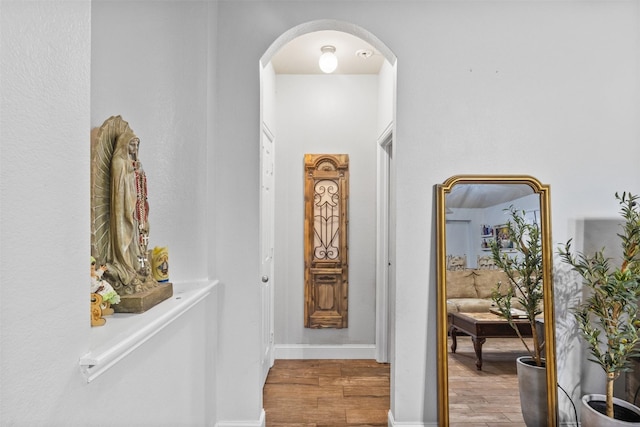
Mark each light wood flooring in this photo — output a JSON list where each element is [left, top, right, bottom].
[[263, 359, 390, 426], [448, 336, 530, 427], [263, 338, 527, 427]]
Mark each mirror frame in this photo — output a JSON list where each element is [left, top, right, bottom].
[[436, 175, 557, 426]]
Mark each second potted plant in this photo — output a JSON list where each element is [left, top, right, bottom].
[[559, 192, 640, 426]]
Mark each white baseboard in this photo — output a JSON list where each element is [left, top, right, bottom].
[[274, 344, 376, 359], [215, 410, 265, 427], [387, 410, 437, 427]]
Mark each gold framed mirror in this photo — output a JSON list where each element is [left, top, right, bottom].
[[436, 175, 557, 426]]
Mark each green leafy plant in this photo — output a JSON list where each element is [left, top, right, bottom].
[[558, 192, 640, 419], [490, 206, 545, 367]]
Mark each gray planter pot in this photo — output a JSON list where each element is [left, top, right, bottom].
[[516, 356, 548, 427], [581, 394, 640, 426]]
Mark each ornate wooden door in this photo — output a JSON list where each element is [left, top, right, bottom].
[[304, 154, 349, 328]]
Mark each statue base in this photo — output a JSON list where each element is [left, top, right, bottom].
[[113, 282, 173, 313]]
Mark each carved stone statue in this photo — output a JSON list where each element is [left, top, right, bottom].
[[91, 116, 172, 313]]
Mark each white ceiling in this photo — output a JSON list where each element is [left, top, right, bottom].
[[270, 30, 384, 75]]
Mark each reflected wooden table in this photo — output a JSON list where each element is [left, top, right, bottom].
[[448, 311, 532, 370]]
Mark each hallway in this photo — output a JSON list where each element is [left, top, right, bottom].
[[263, 359, 390, 426]]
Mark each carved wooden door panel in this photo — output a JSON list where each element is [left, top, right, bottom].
[[304, 154, 349, 328]]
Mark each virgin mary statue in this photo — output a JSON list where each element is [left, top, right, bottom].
[[91, 116, 171, 312]]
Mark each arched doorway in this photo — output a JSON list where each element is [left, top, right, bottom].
[[259, 20, 397, 386]]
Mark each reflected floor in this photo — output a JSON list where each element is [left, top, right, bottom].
[[448, 336, 532, 427]]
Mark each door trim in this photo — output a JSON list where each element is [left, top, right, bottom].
[[376, 122, 393, 363]]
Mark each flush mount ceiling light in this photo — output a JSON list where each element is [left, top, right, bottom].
[[318, 45, 338, 74]]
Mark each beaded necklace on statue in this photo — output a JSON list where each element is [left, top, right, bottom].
[[134, 161, 149, 246]]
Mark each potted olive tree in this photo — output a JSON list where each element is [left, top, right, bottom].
[[559, 192, 640, 426], [490, 206, 546, 426]]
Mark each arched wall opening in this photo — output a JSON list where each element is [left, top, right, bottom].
[[259, 20, 397, 380]]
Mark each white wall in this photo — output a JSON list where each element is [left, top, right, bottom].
[[261, 62, 277, 133], [0, 1, 92, 424], [216, 1, 640, 424], [1, 1, 218, 425], [91, 1, 209, 282], [446, 194, 540, 267], [90, 1, 218, 424], [274, 75, 378, 347], [378, 60, 395, 135]]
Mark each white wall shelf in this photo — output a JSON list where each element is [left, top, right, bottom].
[[79, 280, 217, 382]]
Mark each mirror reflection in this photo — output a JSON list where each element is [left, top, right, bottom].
[[436, 175, 557, 426]]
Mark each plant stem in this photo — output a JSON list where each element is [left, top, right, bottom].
[[607, 372, 615, 418]]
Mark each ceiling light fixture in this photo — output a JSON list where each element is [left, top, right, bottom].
[[318, 45, 338, 74]]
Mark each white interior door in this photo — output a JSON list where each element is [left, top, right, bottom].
[[260, 125, 275, 385]]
